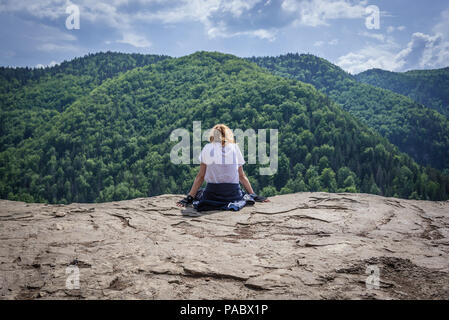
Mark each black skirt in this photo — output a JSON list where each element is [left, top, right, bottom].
[[193, 183, 254, 212]]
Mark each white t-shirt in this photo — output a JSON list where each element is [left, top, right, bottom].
[[199, 142, 245, 184]]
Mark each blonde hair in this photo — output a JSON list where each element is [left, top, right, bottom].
[[209, 124, 235, 147]]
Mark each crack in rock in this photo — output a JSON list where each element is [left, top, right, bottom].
[[1, 192, 448, 299]]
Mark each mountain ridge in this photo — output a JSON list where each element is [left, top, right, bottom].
[[356, 67, 449, 119], [1, 51, 449, 204], [249, 53, 449, 171]]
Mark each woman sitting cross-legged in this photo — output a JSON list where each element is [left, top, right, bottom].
[[176, 124, 269, 211]]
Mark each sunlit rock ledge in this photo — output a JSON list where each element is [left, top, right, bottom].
[[1, 192, 448, 300]]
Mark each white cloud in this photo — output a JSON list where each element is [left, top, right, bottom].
[[337, 46, 404, 74], [338, 31, 449, 74], [35, 60, 59, 68], [0, 0, 273, 47], [208, 25, 276, 41], [117, 33, 152, 48], [0, 0, 67, 19], [21, 0, 266, 41], [314, 39, 338, 46], [0, 0, 132, 24], [221, 0, 261, 17], [339, 8, 449, 73], [136, 0, 266, 39], [433, 9, 449, 38], [359, 31, 385, 42], [281, 0, 368, 27], [3, 0, 378, 47], [251, 29, 277, 41], [136, 0, 220, 25], [396, 32, 449, 70], [387, 25, 406, 33]]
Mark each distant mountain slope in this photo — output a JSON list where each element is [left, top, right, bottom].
[[249, 54, 449, 171], [356, 67, 449, 119], [1, 52, 448, 204], [0, 51, 171, 93], [0, 52, 170, 152]]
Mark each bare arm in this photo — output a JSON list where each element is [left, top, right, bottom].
[[177, 163, 207, 207], [188, 163, 207, 197], [238, 166, 254, 194]]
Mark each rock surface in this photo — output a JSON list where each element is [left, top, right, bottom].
[[1, 192, 448, 300]]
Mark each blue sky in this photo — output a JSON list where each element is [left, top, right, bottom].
[[1, 0, 448, 73]]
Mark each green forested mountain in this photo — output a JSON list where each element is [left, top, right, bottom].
[[0, 51, 171, 93], [1, 51, 448, 204], [248, 54, 449, 171], [0, 52, 169, 152], [355, 67, 449, 119]]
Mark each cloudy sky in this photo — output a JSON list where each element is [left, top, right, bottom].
[[1, 0, 448, 73]]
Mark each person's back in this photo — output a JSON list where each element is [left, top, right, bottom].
[[176, 123, 268, 211], [200, 142, 245, 184]]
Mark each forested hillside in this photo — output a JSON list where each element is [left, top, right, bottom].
[[0, 51, 171, 93], [0, 52, 169, 153], [356, 67, 449, 119], [249, 54, 449, 171], [1, 51, 448, 204]]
